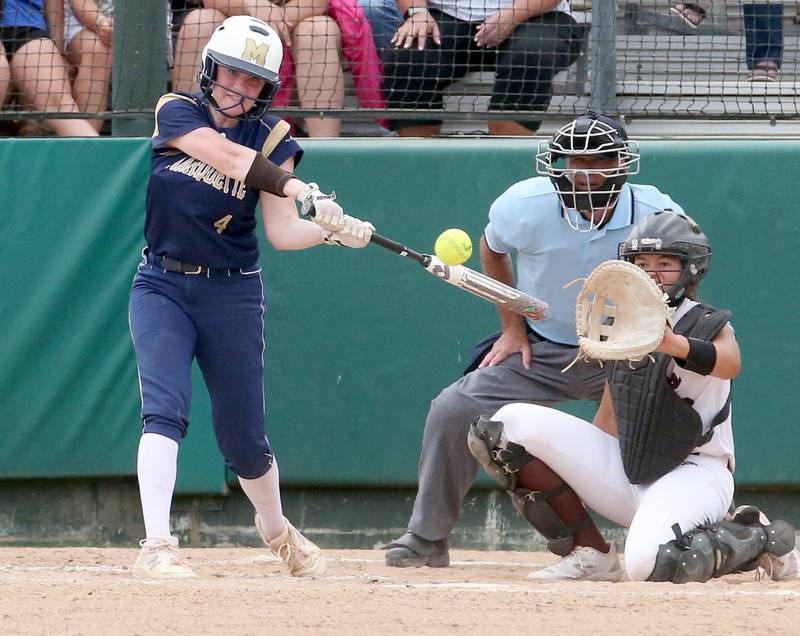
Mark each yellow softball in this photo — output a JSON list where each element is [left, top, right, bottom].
[[434, 228, 473, 266]]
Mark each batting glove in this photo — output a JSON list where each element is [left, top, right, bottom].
[[300, 183, 344, 232], [323, 216, 374, 249]]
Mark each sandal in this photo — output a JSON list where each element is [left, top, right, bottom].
[[750, 60, 779, 82], [670, 2, 706, 28]]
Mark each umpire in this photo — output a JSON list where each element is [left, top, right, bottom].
[[385, 112, 684, 567]]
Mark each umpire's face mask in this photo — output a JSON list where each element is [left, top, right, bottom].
[[535, 134, 641, 233], [553, 155, 628, 231]]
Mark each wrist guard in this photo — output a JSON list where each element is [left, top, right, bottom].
[[244, 153, 293, 197], [676, 337, 717, 375]]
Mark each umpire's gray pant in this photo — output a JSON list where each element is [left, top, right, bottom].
[[407, 336, 606, 541]]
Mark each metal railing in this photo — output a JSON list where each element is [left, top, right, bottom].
[[0, 0, 796, 136]]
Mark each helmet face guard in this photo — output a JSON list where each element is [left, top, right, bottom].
[[535, 113, 640, 232], [618, 210, 712, 306], [199, 54, 279, 120], [198, 16, 283, 120]]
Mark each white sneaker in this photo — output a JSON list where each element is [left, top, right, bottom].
[[132, 537, 198, 580], [527, 544, 625, 582], [256, 515, 327, 577], [759, 547, 800, 581]]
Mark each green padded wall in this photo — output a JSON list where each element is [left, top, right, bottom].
[[0, 138, 797, 492]]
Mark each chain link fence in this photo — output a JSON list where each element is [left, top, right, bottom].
[[0, 0, 796, 136]]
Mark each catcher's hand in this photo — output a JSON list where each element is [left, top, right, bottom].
[[572, 259, 670, 363]]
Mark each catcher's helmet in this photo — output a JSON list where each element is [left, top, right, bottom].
[[199, 15, 283, 120], [535, 112, 640, 231], [619, 210, 711, 305]]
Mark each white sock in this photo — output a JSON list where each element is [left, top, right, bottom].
[[238, 461, 285, 541], [137, 433, 179, 540]]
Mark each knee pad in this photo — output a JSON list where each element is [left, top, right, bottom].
[[467, 415, 581, 556], [650, 529, 717, 583], [648, 537, 691, 583], [467, 415, 529, 490]]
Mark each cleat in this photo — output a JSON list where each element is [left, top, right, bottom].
[[527, 543, 625, 582], [384, 532, 450, 568], [256, 515, 326, 577], [132, 537, 198, 580]]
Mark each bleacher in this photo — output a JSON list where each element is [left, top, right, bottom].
[[1, 1, 797, 137], [344, 1, 799, 136]]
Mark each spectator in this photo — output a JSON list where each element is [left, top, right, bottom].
[[381, 0, 587, 136], [271, 0, 388, 133], [743, 1, 783, 81], [172, 0, 346, 137], [358, 0, 401, 51], [0, 0, 98, 135], [63, 0, 113, 132], [670, 2, 706, 28], [670, 1, 783, 82], [0, 44, 10, 108]]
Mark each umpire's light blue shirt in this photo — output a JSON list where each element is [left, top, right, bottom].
[[484, 179, 684, 345]]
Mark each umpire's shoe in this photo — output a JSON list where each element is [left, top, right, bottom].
[[384, 532, 450, 568]]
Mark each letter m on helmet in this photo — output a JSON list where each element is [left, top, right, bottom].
[[241, 38, 269, 66]]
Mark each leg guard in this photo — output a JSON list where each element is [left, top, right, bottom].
[[467, 416, 518, 490], [508, 484, 591, 556], [467, 415, 581, 556], [731, 505, 798, 571], [648, 517, 796, 583]]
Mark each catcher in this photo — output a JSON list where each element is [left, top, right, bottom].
[[468, 210, 799, 582]]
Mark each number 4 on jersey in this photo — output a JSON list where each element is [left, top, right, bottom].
[[214, 214, 233, 234]]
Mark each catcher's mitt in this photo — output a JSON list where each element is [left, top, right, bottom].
[[572, 259, 669, 363]]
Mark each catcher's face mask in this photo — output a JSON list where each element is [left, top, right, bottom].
[[619, 210, 712, 306], [631, 254, 683, 287], [536, 113, 640, 232]]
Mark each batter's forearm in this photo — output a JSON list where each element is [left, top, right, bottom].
[[260, 194, 328, 249], [244, 153, 296, 197], [268, 218, 328, 250]]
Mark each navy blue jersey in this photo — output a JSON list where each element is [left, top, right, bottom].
[[145, 92, 303, 269]]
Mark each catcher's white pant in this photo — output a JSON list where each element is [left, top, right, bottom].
[[496, 403, 735, 581]]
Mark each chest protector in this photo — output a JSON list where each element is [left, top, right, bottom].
[[609, 303, 732, 484]]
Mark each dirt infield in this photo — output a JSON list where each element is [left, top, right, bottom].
[[1, 547, 798, 635]]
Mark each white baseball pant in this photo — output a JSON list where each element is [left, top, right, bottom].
[[495, 403, 734, 581]]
